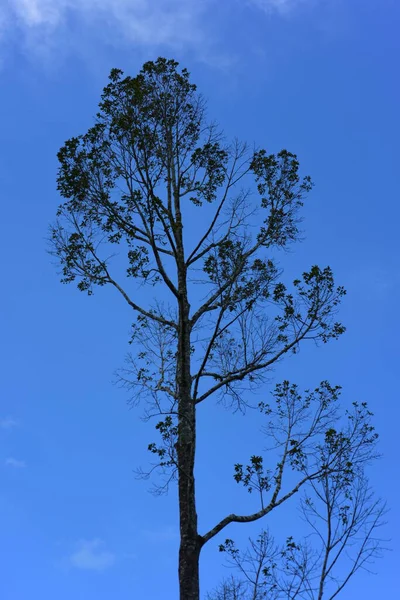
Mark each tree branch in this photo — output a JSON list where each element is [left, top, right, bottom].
[[201, 470, 320, 546], [195, 325, 313, 405]]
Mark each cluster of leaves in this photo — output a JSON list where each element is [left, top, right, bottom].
[[272, 266, 346, 347], [234, 456, 272, 499], [250, 149, 313, 248], [147, 415, 178, 468]]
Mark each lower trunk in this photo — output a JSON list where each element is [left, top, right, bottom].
[[177, 287, 200, 598], [177, 395, 201, 599], [177, 430, 201, 600], [179, 537, 201, 599]]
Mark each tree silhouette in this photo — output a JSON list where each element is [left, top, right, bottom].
[[50, 58, 384, 600]]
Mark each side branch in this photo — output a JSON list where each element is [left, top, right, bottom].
[[79, 229, 176, 330], [201, 471, 318, 546], [195, 326, 312, 404], [106, 272, 177, 329]]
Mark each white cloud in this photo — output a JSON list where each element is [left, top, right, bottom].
[[0, 417, 18, 429], [1, 0, 325, 68], [12, 0, 62, 27], [7, 0, 207, 49], [69, 539, 116, 571], [5, 457, 26, 468]]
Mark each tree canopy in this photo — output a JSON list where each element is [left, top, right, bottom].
[[51, 57, 385, 600]]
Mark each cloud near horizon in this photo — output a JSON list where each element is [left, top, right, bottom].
[[69, 539, 116, 571], [5, 457, 26, 468], [0, 417, 18, 429]]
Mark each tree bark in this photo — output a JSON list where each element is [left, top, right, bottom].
[[177, 295, 201, 600], [179, 532, 201, 600], [171, 136, 202, 598], [176, 222, 201, 598]]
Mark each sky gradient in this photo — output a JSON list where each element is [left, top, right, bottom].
[[0, 1, 399, 598]]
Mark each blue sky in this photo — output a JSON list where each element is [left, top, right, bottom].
[[0, 0, 399, 598]]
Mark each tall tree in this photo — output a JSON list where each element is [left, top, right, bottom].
[[50, 58, 383, 600]]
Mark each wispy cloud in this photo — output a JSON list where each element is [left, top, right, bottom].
[[0, 417, 18, 430], [69, 539, 116, 571], [2, 0, 314, 68], [5, 457, 26, 468], [248, 0, 315, 15], [6, 0, 207, 51]]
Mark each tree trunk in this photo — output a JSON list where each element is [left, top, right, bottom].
[[179, 532, 201, 599], [173, 155, 201, 598], [176, 288, 202, 599]]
